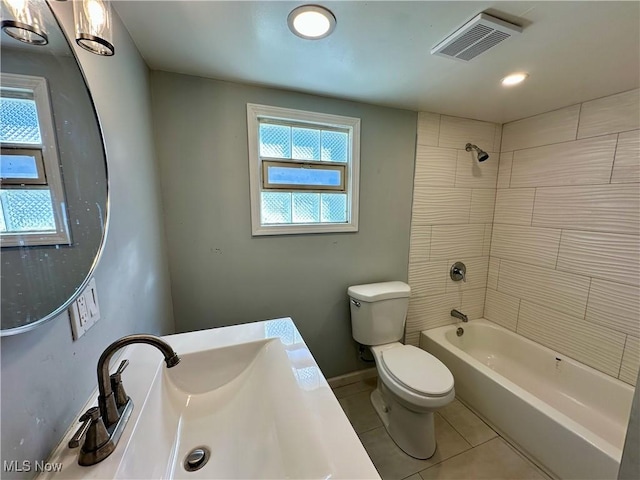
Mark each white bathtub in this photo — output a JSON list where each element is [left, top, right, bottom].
[[421, 319, 634, 480]]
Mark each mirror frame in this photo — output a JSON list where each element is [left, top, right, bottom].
[[0, 0, 110, 336]]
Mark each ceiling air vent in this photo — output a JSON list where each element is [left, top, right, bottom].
[[431, 13, 522, 62]]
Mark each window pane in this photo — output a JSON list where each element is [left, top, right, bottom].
[[292, 127, 320, 160], [259, 124, 291, 158], [0, 189, 56, 232], [292, 193, 320, 223], [321, 130, 348, 162], [321, 193, 347, 223], [0, 201, 6, 233], [1, 153, 40, 179], [0, 97, 42, 145], [261, 192, 291, 224], [266, 165, 341, 187]]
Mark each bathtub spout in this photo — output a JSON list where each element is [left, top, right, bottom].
[[451, 309, 468, 322]]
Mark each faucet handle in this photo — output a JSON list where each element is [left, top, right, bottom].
[[113, 359, 129, 377], [110, 360, 130, 408], [68, 407, 101, 448], [450, 262, 467, 283]]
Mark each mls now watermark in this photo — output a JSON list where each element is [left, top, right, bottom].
[[3, 460, 63, 473]]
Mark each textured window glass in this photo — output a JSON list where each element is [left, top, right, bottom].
[[0, 201, 6, 232], [293, 366, 321, 390], [292, 193, 320, 223], [0, 97, 42, 145], [292, 127, 320, 160], [267, 165, 341, 187], [321, 193, 347, 223], [264, 318, 302, 345], [259, 124, 291, 158], [261, 192, 291, 224], [321, 131, 348, 162], [0, 189, 55, 232], [1, 154, 39, 179]]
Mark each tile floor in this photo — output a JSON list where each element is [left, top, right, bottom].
[[334, 377, 552, 480]]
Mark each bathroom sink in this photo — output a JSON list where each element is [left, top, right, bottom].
[[39, 319, 379, 479]]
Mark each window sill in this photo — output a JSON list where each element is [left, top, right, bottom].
[[252, 222, 358, 236]]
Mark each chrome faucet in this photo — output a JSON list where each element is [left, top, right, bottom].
[[69, 334, 180, 466], [451, 309, 468, 322]]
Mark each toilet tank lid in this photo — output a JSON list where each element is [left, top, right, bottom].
[[348, 281, 410, 302]]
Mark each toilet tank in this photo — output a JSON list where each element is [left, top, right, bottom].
[[348, 281, 411, 346]]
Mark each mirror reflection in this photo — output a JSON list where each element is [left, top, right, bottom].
[[0, 0, 108, 334]]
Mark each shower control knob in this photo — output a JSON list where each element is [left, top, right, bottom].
[[450, 262, 466, 282]]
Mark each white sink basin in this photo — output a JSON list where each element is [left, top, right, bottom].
[[39, 319, 379, 480]]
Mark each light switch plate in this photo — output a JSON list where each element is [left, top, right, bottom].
[[69, 278, 101, 340]]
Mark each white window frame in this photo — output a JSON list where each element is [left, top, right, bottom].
[[1, 73, 70, 247], [247, 103, 360, 236]]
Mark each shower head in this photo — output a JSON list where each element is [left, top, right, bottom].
[[465, 143, 490, 162]]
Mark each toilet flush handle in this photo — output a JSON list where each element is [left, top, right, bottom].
[[351, 299, 361, 308]]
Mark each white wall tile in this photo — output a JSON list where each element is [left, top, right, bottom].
[[455, 149, 499, 189], [557, 230, 640, 286], [404, 331, 421, 347], [445, 257, 489, 292], [412, 187, 471, 225], [409, 225, 431, 264], [533, 185, 640, 234], [482, 224, 493, 257], [494, 188, 535, 225], [586, 279, 640, 337], [470, 189, 496, 224], [417, 112, 441, 146], [517, 301, 626, 377], [620, 336, 640, 386], [430, 224, 486, 260], [498, 259, 591, 317], [414, 145, 457, 187], [490, 224, 561, 268], [408, 261, 448, 297], [438, 115, 497, 150], [510, 134, 617, 188], [502, 105, 580, 152], [406, 292, 461, 334], [578, 89, 640, 139], [487, 257, 500, 290], [496, 152, 513, 188], [461, 288, 486, 319], [485, 288, 519, 331], [493, 124, 503, 153], [611, 130, 640, 184]]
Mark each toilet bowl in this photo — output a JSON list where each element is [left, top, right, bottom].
[[369, 342, 454, 458], [347, 281, 455, 459]]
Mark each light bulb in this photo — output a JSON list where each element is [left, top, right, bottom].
[[288, 5, 336, 40], [293, 11, 331, 38], [84, 0, 106, 36], [501, 73, 529, 87]]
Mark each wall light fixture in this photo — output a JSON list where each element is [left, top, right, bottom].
[[73, 0, 114, 56], [1, 0, 48, 45]]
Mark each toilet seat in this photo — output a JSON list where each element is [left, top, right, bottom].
[[381, 345, 454, 397], [372, 344, 455, 411]]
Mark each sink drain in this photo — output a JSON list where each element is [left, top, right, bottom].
[[184, 446, 210, 472]]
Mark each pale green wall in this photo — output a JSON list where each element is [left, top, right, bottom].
[[150, 71, 417, 377]]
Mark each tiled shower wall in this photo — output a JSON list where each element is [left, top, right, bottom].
[[486, 88, 640, 386], [404, 114, 502, 345]]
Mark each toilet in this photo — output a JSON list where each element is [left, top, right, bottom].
[[348, 281, 455, 459]]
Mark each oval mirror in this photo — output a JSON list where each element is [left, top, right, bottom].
[[0, 0, 108, 334]]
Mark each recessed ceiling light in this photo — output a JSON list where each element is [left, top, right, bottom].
[[501, 72, 529, 86], [288, 5, 336, 40]]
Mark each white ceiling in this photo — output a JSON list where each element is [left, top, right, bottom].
[[114, 1, 640, 124]]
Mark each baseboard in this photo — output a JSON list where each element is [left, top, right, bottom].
[[327, 367, 377, 389]]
